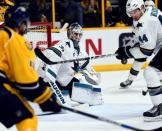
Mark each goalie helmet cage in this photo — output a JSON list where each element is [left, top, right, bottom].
[[25, 22, 52, 50]]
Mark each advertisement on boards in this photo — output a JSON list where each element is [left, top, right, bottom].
[[25, 28, 132, 65]]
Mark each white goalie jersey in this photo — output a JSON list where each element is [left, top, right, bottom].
[[130, 7, 162, 59], [36, 39, 100, 87], [36, 22, 103, 106], [36, 39, 102, 106]]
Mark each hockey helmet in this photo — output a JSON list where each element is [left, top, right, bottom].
[[4, 6, 29, 28], [67, 22, 83, 43], [126, 0, 144, 17], [145, 0, 155, 8]]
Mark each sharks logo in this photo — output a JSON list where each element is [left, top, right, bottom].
[[119, 32, 134, 47]]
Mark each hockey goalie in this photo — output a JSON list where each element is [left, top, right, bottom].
[[35, 22, 103, 106]]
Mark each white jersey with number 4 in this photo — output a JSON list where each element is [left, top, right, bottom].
[[130, 7, 162, 59]]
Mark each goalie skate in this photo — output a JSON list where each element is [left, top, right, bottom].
[[143, 103, 162, 122], [120, 79, 133, 88]]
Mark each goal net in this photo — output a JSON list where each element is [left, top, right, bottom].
[[25, 22, 52, 51]]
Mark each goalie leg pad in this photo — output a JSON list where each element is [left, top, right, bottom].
[[71, 82, 103, 106], [56, 77, 79, 97], [0, 84, 33, 128]]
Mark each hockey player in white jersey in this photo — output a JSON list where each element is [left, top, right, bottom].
[[115, 0, 162, 121], [36, 23, 102, 106], [120, 0, 156, 89]]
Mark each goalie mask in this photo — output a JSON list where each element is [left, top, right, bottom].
[[67, 22, 83, 48], [4, 6, 30, 35]]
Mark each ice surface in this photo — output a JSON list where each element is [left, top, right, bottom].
[[1, 70, 162, 131]]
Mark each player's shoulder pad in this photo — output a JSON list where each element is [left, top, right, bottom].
[[3, 27, 12, 38]]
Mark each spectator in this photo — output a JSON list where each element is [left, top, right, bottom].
[[81, 0, 100, 27], [105, 0, 115, 26], [28, 0, 47, 22], [159, 0, 162, 11], [118, 0, 132, 26], [58, 0, 83, 27]]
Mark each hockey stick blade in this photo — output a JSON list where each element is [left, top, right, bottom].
[[35, 48, 116, 65]]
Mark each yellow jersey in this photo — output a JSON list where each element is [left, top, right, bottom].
[[0, 27, 39, 84]]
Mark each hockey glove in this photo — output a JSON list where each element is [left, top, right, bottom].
[[115, 46, 133, 60], [72, 61, 82, 72], [15, 77, 61, 113]]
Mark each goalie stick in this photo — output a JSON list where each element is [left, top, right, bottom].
[[34, 47, 116, 65], [48, 79, 66, 104], [59, 23, 69, 33], [55, 22, 69, 33]]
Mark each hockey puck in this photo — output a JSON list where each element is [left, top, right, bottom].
[[142, 90, 147, 96], [121, 59, 127, 64]]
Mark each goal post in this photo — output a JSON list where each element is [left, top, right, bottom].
[[25, 22, 52, 50]]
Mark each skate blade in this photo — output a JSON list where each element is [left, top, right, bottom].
[[119, 85, 130, 89], [144, 115, 162, 122]]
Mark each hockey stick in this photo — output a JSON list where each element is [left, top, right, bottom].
[[39, 104, 146, 131], [55, 22, 69, 33], [45, 66, 67, 104], [48, 79, 66, 104], [34, 48, 116, 65], [59, 23, 69, 33]]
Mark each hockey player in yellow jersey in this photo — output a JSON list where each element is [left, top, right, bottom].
[[0, 6, 61, 131]]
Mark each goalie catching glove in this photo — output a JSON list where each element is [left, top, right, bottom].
[[81, 70, 101, 85]]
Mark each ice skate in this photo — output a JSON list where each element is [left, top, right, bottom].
[[120, 79, 133, 89], [143, 103, 162, 122]]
